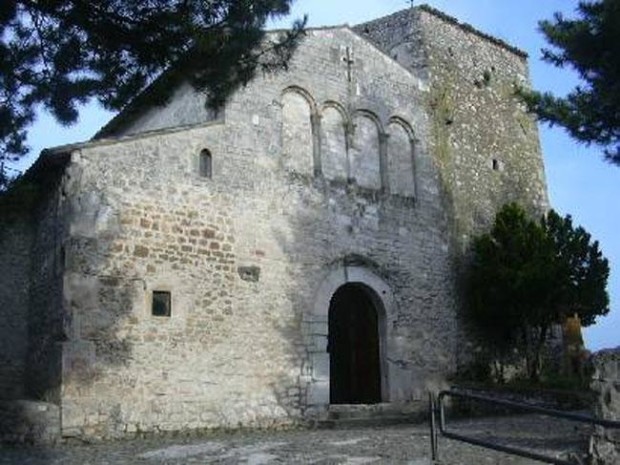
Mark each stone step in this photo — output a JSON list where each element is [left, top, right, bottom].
[[317, 415, 421, 429], [313, 402, 426, 429]]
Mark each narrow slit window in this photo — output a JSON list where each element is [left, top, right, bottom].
[[199, 149, 212, 178], [152, 291, 171, 317]]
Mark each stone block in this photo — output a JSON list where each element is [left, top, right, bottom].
[[309, 322, 328, 337], [134, 245, 150, 257], [312, 335, 328, 352], [306, 381, 330, 406], [311, 353, 330, 381], [237, 266, 261, 282]]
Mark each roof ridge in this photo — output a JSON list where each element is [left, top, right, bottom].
[[415, 4, 527, 58], [354, 5, 527, 59]]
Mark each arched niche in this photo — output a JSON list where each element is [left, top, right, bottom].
[[320, 103, 347, 182], [387, 119, 416, 197], [282, 89, 315, 176], [350, 112, 381, 189]]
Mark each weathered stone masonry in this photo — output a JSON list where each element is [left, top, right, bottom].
[[0, 217, 31, 400], [357, 6, 548, 244], [0, 6, 548, 440], [590, 349, 620, 464]]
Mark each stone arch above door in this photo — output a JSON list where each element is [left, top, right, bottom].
[[312, 266, 393, 320]]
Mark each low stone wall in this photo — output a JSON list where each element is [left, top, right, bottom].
[[0, 400, 60, 445], [590, 348, 620, 464]]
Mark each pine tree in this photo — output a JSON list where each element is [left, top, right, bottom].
[[524, 0, 620, 163], [0, 1, 305, 175]]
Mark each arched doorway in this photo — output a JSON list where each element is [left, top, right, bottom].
[[328, 283, 381, 404]]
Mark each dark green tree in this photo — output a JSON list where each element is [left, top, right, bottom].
[[541, 210, 610, 326], [523, 0, 620, 163], [468, 204, 551, 381], [468, 204, 609, 381], [0, 0, 305, 178]]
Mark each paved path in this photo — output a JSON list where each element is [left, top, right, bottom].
[[0, 415, 590, 465]]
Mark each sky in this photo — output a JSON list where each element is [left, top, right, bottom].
[[17, 0, 619, 351]]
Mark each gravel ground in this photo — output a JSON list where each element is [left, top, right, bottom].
[[0, 414, 591, 465]]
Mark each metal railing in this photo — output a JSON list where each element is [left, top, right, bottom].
[[429, 389, 620, 465]]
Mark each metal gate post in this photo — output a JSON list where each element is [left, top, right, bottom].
[[429, 391, 438, 462]]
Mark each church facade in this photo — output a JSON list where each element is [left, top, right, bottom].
[[0, 6, 548, 439]]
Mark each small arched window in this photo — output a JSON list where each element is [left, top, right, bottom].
[[199, 149, 212, 178]]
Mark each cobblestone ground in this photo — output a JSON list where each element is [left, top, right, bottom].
[[0, 414, 590, 465]]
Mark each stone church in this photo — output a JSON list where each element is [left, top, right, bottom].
[[0, 6, 548, 439]]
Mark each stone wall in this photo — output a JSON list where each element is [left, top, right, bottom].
[[0, 216, 32, 399], [418, 7, 548, 240], [357, 7, 549, 371], [105, 82, 222, 138], [590, 348, 620, 464], [357, 5, 548, 248], [56, 26, 459, 439], [25, 167, 68, 403], [0, 7, 551, 441]]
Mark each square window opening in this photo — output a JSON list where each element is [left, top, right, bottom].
[[152, 291, 171, 317]]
